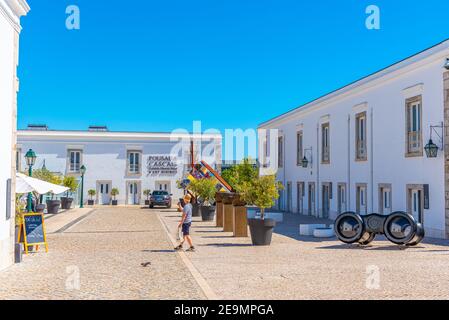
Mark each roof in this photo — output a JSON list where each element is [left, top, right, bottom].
[[259, 38, 449, 128], [17, 129, 222, 141]]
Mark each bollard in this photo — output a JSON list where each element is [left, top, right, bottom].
[[222, 193, 235, 232], [215, 193, 224, 228], [15, 243, 22, 263], [232, 194, 248, 237]]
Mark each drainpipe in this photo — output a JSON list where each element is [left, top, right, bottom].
[[347, 114, 351, 211], [370, 107, 374, 213]]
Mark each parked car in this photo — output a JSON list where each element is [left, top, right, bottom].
[[150, 191, 172, 208]]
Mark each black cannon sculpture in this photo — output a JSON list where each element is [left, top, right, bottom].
[[334, 211, 425, 246]]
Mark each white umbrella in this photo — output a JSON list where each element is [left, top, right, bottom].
[[15, 173, 69, 195]]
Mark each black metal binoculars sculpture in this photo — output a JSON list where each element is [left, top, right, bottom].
[[334, 212, 425, 246]]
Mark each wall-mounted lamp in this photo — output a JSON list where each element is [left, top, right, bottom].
[[444, 58, 449, 70], [425, 122, 444, 158], [301, 147, 313, 168]]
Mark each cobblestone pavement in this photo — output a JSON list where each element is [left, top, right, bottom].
[[160, 211, 449, 300], [0, 207, 205, 300]]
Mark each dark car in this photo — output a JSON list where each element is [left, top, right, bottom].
[[149, 190, 172, 208]]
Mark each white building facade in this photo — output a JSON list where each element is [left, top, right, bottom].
[[259, 39, 449, 239], [0, 0, 29, 271], [17, 128, 222, 206]]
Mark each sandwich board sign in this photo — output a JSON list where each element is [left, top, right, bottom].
[[17, 213, 48, 254]]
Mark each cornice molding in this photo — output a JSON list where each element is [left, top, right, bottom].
[[0, 0, 30, 33]]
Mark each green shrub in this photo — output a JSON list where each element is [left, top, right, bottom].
[[111, 188, 119, 200]]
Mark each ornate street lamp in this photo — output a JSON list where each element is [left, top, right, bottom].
[[301, 156, 309, 168], [79, 165, 86, 208], [424, 139, 439, 158], [24, 149, 37, 212]]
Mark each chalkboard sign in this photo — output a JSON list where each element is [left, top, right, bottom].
[[18, 213, 48, 254]]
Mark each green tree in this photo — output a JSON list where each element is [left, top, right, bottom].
[[143, 189, 151, 200], [88, 189, 96, 200], [221, 158, 258, 192], [190, 178, 217, 206], [240, 175, 283, 219], [31, 168, 62, 185], [111, 188, 119, 200], [62, 176, 78, 197]]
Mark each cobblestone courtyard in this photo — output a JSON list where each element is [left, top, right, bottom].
[[3, 206, 449, 300], [0, 207, 205, 300]]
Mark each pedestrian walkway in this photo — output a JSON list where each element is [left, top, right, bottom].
[[159, 210, 449, 300], [0, 207, 205, 300]]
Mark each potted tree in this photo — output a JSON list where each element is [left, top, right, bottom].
[[32, 168, 62, 214], [194, 178, 217, 222], [61, 176, 78, 209], [186, 180, 201, 217], [111, 188, 119, 205], [87, 189, 96, 205], [143, 189, 151, 206], [241, 175, 283, 246]]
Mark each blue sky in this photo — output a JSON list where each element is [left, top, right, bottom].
[[17, 0, 449, 159]]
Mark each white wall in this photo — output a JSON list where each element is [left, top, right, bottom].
[[260, 46, 449, 239], [17, 133, 222, 206], [0, 0, 30, 271]]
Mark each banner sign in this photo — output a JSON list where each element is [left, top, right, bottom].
[[146, 156, 178, 175]]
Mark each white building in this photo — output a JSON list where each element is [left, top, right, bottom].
[[259, 39, 449, 239], [0, 0, 29, 271], [17, 126, 222, 205]]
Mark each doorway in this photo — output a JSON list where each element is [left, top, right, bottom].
[[356, 184, 367, 215], [297, 182, 304, 215], [321, 183, 331, 219], [308, 182, 315, 216], [337, 183, 347, 214], [287, 182, 292, 213], [97, 181, 111, 205], [407, 185, 424, 223], [127, 181, 141, 205], [379, 184, 392, 215]]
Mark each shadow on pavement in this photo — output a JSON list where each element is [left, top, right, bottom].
[[200, 243, 253, 247]]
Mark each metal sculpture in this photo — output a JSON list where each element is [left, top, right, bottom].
[[334, 211, 425, 246]]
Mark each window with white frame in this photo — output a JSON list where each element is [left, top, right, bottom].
[[406, 96, 422, 156], [278, 136, 283, 168], [68, 150, 82, 173], [128, 151, 141, 174], [321, 123, 330, 163], [355, 112, 367, 160], [296, 131, 303, 166]]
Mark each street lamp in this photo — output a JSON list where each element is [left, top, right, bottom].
[[424, 139, 439, 158], [24, 149, 37, 212], [79, 165, 86, 208], [301, 147, 313, 169]]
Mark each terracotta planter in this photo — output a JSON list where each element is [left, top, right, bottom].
[[215, 193, 224, 228], [222, 193, 237, 232], [35, 204, 45, 213]]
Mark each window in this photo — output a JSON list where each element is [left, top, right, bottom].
[[308, 182, 316, 216], [355, 112, 367, 160], [68, 150, 82, 173], [16, 149, 21, 172], [356, 183, 368, 215], [296, 131, 303, 166], [278, 136, 284, 168], [406, 185, 424, 223], [321, 123, 330, 163], [406, 96, 423, 156], [378, 184, 392, 215], [297, 182, 305, 215], [127, 151, 141, 174]]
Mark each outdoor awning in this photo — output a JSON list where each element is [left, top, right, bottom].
[[15, 173, 69, 195]]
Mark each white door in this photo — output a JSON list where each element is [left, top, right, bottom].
[[128, 182, 138, 205], [99, 183, 110, 205], [411, 189, 422, 222], [287, 182, 292, 213]]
